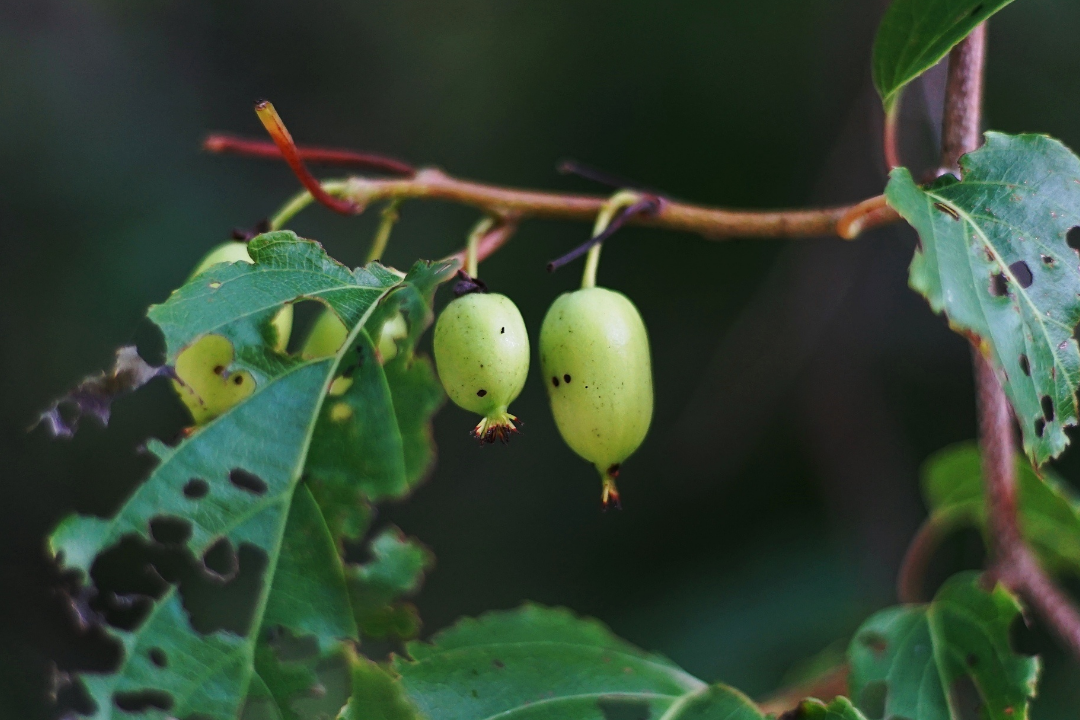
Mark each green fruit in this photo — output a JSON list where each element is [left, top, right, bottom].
[[191, 241, 293, 353], [434, 292, 529, 443], [301, 309, 408, 363], [171, 334, 255, 425], [539, 287, 653, 506]]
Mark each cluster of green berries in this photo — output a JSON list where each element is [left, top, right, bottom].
[[173, 240, 653, 505], [433, 274, 652, 507]]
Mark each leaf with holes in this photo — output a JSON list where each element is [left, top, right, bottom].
[[47, 250, 451, 719], [848, 572, 1039, 720], [51, 358, 337, 720], [922, 442, 1080, 576], [872, 0, 1015, 110], [148, 230, 401, 381], [889, 132, 1080, 464], [346, 603, 771, 720]]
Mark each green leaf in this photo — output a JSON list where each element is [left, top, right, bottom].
[[51, 357, 336, 720], [922, 442, 1080, 576], [305, 259, 454, 544], [368, 260, 455, 486], [888, 132, 1080, 463], [264, 485, 357, 651], [392, 604, 708, 720], [148, 231, 400, 380], [48, 242, 439, 719], [849, 572, 1039, 720], [348, 529, 432, 641], [343, 605, 780, 720], [786, 697, 868, 720], [872, 0, 1015, 110], [251, 641, 322, 720], [306, 328, 407, 528], [337, 656, 419, 720]]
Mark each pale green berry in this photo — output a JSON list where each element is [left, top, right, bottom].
[[434, 292, 529, 443], [171, 334, 255, 425], [301, 309, 407, 363], [539, 287, 652, 506]]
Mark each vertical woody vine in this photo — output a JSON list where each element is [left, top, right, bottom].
[[945, 23, 1080, 659]]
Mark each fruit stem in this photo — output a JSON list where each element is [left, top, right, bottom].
[[581, 191, 645, 289], [269, 181, 350, 230], [465, 216, 497, 278], [366, 199, 402, 262]]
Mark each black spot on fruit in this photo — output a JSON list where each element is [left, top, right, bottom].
[[564, 374, 571, 383], [477, 389, 487, 397], [552, 377, 560, 387]]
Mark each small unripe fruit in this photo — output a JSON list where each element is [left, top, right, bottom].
[[171, 334, 255, 425], [301, 309, 407, 363], [434, 292, 529, 443], [539, 287, 652, 506]]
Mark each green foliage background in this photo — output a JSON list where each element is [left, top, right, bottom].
[[4, 0, 1080, 717]]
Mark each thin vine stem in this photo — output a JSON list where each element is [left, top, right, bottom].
[[366, 199, 402, 263]]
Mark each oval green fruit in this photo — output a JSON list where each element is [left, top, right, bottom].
[[433, 292, 529, 443], [539, 287, 652, 506], [171, 334, 255, 425]]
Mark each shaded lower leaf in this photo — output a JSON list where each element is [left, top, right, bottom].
[[921, 442, 1080, 576], [848, 572, 1039, 720], [391, 604, 705, 720], [343, 604, 857, 720]]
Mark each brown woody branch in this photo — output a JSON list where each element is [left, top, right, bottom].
[[945, 24, 1080, 662], [208, 103, 901, 254], [328, 169, 899, 247]]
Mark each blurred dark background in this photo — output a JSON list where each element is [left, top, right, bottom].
[[4, 0, 1080, 717]]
